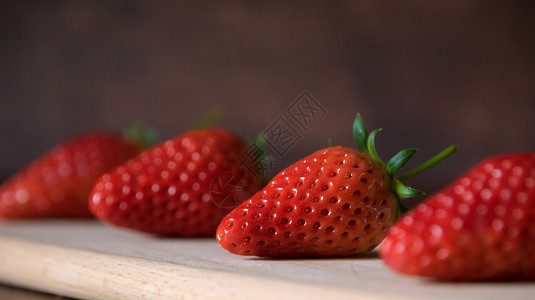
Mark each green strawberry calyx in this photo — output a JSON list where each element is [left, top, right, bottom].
[[124, 122, 159, 150], [124, 106, 227, 150], [353, 114, 457, 216]]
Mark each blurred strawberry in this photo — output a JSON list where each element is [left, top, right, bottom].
[[0, 132, 143, 218], [380, 152, 535, 281], [89, 128, 262, 237]]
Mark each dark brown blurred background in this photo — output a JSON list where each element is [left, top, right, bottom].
[[1, 1, 534, 203]]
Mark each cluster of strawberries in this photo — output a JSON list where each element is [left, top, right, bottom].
[[0, 114, 533, 281]]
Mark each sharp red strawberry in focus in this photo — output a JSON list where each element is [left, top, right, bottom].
[[0, 132, 141, 218], [89, 128, 262, 237], [216, 114, 456, 258], [380, 152, 535, 281], [218, 146, 398, 257]]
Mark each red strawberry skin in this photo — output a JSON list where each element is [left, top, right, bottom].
[[0, 132, 141, 218], [89, 128, 262, 237], [380, 152, 535, 281], [216, 146, 398, 257]]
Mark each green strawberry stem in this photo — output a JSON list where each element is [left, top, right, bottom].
[[397, 144, 458, 181], [253, 133, 270, 187], [352, 113, 456, 217], [124, 122, 159, 150], [189, 105, 227, 130]]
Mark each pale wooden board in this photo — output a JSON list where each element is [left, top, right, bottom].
[[0, 221, 532, 300]]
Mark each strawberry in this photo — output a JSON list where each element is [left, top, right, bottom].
[[0, 132, 142, 218], [89, 128, 262, 237], [216, 115, 456, 257], [380, 152, 535, 281]]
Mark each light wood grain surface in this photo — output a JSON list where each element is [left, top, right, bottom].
[[0, 220, 532, 300]]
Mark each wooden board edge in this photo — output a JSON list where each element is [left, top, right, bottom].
[[0, 234, 422, 300]]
